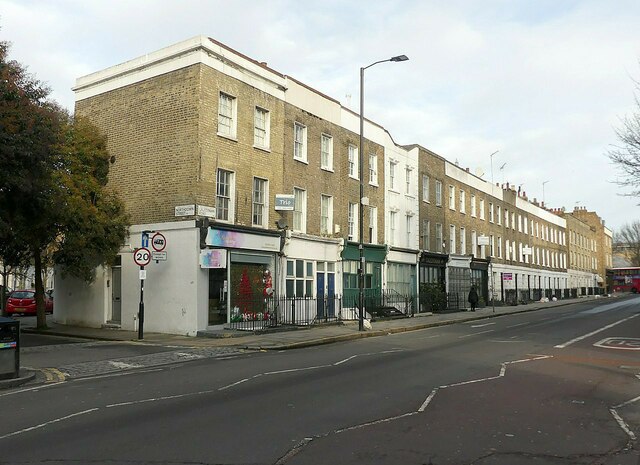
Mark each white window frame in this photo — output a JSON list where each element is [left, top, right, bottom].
[[406, 214, 412, 248], [216, 168, 235, 223], [422, 219, 430, 251], [390, 211, 397, 244], [348, 202, 358, 241], [293, 122, 307, 163], [471, 194, 476, 217], [253, 107, 270, 149], [489, 202, 494, 223], [369, 206, 378, 244], [435, 223, 443, 253], [422, 175, 430, 202], [320, 194, 333, 235], [449, 224, 456, 254], [389, 162, 397, 191], [321, 134, 333, 171], [460, 227, 466, 255], [460, 190, 466, 213], [293, 187, 307, 233], [369, 153, 378, 185], [479, 199, 485, 220], [435, 181, 442, 206], [449, 185, 456, 210], [252, 177, 268, 227], [218, 92, 237, 139], [348, 144, 359, 179], [497, 206, 501, 225], [405, 167, 411, 195]]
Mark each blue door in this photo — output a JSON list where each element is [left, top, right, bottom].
[[317, 273, 325, 318], [327, 273, 335, 318]]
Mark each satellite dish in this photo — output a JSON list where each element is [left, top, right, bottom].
[[475, 168, 485, 178], [276, 218, 288, 230]]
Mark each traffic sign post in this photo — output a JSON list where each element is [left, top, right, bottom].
[[133, 247, 151, 339]]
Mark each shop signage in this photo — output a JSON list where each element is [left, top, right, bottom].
[[200, 249, 227, 269], [205, 228, 280, 252], [503, 273, 513, 281], [175, 204, 195, 216], [275, 194, 295, 211]]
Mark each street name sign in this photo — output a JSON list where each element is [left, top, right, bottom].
[[175, 205, 195, 216]]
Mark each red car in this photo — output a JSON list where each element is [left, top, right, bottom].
[[6, 290, 53, 315]]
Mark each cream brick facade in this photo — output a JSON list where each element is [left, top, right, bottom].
[[56, 35, 615, 335]]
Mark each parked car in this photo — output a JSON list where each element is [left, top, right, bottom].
[[5, 290, 53, 315]]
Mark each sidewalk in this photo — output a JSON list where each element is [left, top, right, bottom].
[[19, 296, 611, 351], [1, 296, 616, 390]]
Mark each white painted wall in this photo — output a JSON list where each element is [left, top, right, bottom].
[[54, 266, 109, 327], [384, 143, 419, 250]]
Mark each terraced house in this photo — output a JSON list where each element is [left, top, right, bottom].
[[55, 36, 612, 335]]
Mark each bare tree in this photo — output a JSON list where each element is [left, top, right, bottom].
[[608, 77, 640, 196], [614, 221, 640, 266]]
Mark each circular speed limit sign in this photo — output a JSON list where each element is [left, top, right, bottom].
[[133, 247, 152, 266]]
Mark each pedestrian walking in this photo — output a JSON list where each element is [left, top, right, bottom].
[[468, 286, 479, 312]]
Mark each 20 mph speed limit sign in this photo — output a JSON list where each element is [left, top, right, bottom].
[[134, 248, 152, 266]]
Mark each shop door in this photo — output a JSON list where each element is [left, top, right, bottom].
[[111, 266, 122, 324]]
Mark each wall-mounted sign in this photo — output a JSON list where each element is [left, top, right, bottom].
[[175, 205, 195, 216], [197, 205, 216, 218], [275, 194, 295, 211], [200, 249, 227, 269], [477, 236, 490, 246], [503, 273, 513, 281]]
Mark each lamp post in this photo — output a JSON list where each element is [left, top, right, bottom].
[[542, 180, 550, 205], [359, 54, 408, 331], [489, 150, 499, 185]]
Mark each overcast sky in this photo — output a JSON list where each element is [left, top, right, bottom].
[[2, 0, 639, 232]]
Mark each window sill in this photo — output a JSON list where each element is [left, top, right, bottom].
[[369, 181, 379, 187], [321, 167, 335, 173], [253, 145, 271, 153], [348, 175, 360, 181], [217, 132, 238, 142], [294, 157, 309, 165], [422, 200, 430, 204]]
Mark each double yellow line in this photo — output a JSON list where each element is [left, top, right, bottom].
[[39, 368, 67, 383]]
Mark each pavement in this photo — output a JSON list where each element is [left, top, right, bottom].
[[0, 294, 619, 389]]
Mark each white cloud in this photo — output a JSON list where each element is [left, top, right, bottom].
[[1, 0, 639, 231]]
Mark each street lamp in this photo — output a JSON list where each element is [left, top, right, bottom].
[[489, 150, 499, 184], [359, 54, 409, 331], [542, 180, 550, 205]]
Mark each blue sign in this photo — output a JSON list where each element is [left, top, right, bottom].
[[142, 232, 149, 248]]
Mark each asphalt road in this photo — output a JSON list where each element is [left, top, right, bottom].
[[2, 297, 640, 465]]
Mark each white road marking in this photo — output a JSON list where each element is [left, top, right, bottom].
[[610, 408, 636, 440], [417, 334, 442, 340], [218, 378, 250, 391], [418, 388, 439, 412], [489, 340, 526, 343], [263, 365, 331, 375], [108, 361, 144, 370], [554, 313, 640, 349], [458, 329, 495, 338], [335, 412, 418, 433], [506, 322, 528, 328], [0, 408, 99, 440], [470, 322, 496, 328]]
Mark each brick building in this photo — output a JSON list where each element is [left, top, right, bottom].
[[54, 36, 613, 335]]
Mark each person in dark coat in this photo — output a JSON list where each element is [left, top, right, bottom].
[[468, 286, 479, 312]]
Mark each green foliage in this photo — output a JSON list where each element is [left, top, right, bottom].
[[0, 40, 129, 325], [419, 283, 447, 312]]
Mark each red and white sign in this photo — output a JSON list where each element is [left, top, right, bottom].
[[594, 337, 640, 350], [503, 273, 513, 281], [151, 232, 166, 252], [134, 248, 152, 267]]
